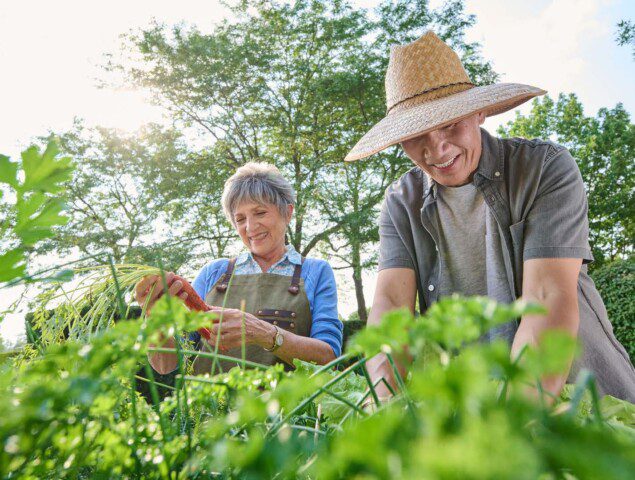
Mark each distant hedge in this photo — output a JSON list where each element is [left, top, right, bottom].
[[591, 256, 635, 361]]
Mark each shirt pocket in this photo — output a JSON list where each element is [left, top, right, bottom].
[[256, 309, 298, 333]]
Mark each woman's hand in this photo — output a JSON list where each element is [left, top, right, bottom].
[[205, 307, 335, 366], [205, 307, 276, 350], [136, 272, 188, 375], [135, 272, 189, 313]]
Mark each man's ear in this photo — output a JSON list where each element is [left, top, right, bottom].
[[477, 111, 486, 125]]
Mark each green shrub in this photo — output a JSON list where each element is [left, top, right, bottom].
[[591, 256, 635, 360]]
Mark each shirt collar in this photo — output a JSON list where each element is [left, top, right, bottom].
[[474, 128, 504, 183], [236, 244, 302, 268]]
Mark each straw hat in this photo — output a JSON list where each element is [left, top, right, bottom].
[[345, 31, 546, 161]]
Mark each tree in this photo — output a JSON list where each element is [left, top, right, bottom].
[[616, 19, 635, 58], [107, 0, 497, 318], [498, 94, 634, 265], [38, 122, 235, 272], [318, 0, 498, 321]]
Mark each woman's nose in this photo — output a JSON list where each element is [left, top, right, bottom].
[[245, 216, 258, 232]]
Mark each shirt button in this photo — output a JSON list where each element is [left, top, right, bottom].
[[428, 284, 435, 292], [494, 171, 500, 177]]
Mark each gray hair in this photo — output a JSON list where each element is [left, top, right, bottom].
[[222, 162, 296, 223]]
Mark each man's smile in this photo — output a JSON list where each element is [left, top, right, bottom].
[[432, 153, 460, 171]]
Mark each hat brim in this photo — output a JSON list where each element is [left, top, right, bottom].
[[344, 83, 546, 162]]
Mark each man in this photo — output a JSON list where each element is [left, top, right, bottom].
[[345, 31, 635, 402]]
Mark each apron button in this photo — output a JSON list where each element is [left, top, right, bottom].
[[290, 323, 295, 328], [275, 310, 279, 315], [291, 312, 296, 318], [273, 321, 278, 326]]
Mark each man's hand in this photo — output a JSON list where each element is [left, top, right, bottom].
[[366, 268, 417, 399], [513, 257, 582, 401]]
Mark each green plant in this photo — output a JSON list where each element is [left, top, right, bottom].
[[0, 141, 74, 284], [591, 256, 635, 360], [2, 287, 634, 479]]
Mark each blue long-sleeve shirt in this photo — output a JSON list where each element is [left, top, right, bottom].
[[189, 248, 343, 356]]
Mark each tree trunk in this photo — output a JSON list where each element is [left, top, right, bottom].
[[351, 239, 367, 323], [353, 269, 367, 323]]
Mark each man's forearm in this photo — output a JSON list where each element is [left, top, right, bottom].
[[366, 351, 408, 399], [363, 268, 417, 403], [512, 290, 579, 399], [366, 298, 411, 399]]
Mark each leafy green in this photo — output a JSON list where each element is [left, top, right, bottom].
[[3, 292, 634, 479], [0, 140, 74, 288]]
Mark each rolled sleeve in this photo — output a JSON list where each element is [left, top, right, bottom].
[[307, 261, 343, 357], [378, 198, 416, 271], [522, 148, 594, 263]]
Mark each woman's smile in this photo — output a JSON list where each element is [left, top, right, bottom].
[[249, 232, 269, 244]]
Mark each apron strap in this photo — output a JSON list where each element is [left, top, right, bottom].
[[215, 257, 237, 293], [288, 257, 305, 295]]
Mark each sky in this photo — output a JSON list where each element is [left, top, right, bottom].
[[1, 0, 634, 342]]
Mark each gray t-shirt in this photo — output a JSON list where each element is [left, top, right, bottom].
[[435, 182, 517, 342], [436, 182, 487, 298]]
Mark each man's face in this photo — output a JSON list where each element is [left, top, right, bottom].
[[400, 112, 486, 187]]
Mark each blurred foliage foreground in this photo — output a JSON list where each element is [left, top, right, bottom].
[[2, 138, 635, 480], [1, 293, 635, 479]]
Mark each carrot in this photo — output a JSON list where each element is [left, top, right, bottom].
[[168, 274, 215, 340], [170, 275, 212, 313]]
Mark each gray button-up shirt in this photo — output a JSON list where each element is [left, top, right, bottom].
[[378, 128, 635, 401]]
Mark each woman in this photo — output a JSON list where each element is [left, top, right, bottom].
[[135, 162, 343, 375]]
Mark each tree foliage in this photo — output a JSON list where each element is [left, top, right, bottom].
[[616, 19, 635, 58], [39, 122, 235, 271], [104, 0, 497, 318], [498, 94, 634, 265]]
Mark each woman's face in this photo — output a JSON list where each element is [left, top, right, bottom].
[[400, 112, 486, 187], [233, 201, 292, 259]]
